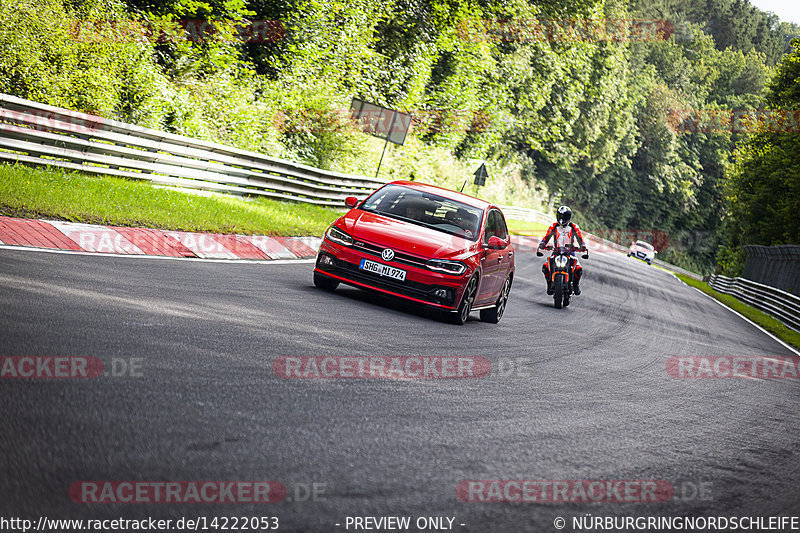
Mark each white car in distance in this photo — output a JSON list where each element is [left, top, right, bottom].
[[627, 240, 655, 264]]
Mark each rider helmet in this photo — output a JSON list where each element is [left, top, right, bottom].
[[556, 205, 572, 227]]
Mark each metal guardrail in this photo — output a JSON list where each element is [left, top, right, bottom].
[[709, 274, 800, 331], [0, 93, 387, 206]]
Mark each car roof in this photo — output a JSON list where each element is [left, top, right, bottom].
[[635, 240, 653, 248], [387, 180, 491, 210]]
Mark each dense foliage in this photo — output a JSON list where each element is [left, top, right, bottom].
[[1, 0, 798, 273], [719, 41, 800, 274]]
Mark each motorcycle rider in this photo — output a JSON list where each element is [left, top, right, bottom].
[[538, 205, 587, 295]]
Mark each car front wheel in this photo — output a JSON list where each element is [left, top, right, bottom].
[[480, 275, 511, 324], [449, 276, 478, 325], [313, 271, 339, 291]]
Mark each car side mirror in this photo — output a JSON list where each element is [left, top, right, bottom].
[[486, 236, 507, 250], [344, 196, 359, 208]]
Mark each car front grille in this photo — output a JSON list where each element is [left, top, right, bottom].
[[352, 240, 429, 269], [316, 255, 455, 306]]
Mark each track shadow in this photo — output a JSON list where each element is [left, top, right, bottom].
[[301, 281, 470, 324]]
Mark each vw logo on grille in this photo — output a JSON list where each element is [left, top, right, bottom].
[[381, 248, 395, 261]]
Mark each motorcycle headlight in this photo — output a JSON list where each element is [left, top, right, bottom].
[[554, 256, 569, 268], [326, 226, 353, 246], [426, 259, 467, 276]]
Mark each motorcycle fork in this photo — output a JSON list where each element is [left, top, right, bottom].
[[550, 260, 570, 283]]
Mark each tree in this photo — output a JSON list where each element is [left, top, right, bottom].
[[721, 39, 800, 273]]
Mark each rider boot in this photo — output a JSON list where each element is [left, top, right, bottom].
[[573, 270, 582, 295], [542, 264, 554, 295]]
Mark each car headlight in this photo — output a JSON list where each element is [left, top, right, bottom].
[[326, 226, 353, 246], [426, 259, 467, 275]]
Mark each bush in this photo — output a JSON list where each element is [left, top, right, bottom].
[[715, 245, 746, 276], [0, 0, 170, 122]]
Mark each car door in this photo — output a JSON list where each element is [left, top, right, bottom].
[[494, 209, 513, 282], [490, 209, 513, 293], [476, 209, 507, 305]]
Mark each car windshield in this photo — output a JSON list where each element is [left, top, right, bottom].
[[636, 241, 654, 250], [359, 184, 483, 241]]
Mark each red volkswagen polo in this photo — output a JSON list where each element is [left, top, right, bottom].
[[313, 181, 515, 324]]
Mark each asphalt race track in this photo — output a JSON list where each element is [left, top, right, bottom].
[[1, 245, 798, 531]]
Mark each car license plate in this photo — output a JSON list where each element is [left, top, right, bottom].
[[359, 259, 406, 281]]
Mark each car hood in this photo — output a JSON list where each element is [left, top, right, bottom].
[[338, 210, 477, 259]]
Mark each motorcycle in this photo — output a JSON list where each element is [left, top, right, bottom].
[[536, 244, 589, 309]]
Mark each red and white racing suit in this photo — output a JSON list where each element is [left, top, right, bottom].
[[540, 222, 585, 281]]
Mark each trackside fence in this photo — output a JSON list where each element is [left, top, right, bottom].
[[708, 274, 800, 331], [743, 245, 800, 295]]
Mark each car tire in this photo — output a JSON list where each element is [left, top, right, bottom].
[[449, 275, 478, 325], [313, 271, 339, 291], [646, 259, 652, 265], [480, 275, 511, 324]]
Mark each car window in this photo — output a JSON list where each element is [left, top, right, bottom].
[[360, 184, 484, 241], [483, 209, 508, 244], [495, 210, 509, 240]]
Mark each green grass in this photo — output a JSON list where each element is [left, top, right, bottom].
[[676, 273, 800, 350], [0, 163, 555, 239], [0, 164, 341, 236], [506, 219, 549, 236]]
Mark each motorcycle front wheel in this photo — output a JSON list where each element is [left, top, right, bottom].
[[553, 273, 564, 309]]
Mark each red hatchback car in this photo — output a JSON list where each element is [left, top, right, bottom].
[[313, 181, 515, 324]]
